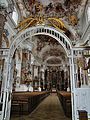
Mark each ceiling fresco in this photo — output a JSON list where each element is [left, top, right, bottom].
[[29, 35, 66, 64], [42, 48, 65, 61], [15, 0, 87, 65], [36, 35, 59, 52], [23, 0, 81, 22], [23, 0, 80, 23], [16, 0, 87, 41]]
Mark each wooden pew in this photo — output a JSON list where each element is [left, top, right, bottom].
[[11, 91, 49, 115], [57, 91, 71, 117]]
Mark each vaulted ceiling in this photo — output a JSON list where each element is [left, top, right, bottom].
[[16, 0, 87, 39], [20, 35, 67, 65], [16, 0, 87, 66]]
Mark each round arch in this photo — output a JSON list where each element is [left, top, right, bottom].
[[44, 56, 63, 64], [1, 25, 75, 120], [9, 25, 72, 59]]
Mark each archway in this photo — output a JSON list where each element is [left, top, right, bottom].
[[0, 25, 75, 120]]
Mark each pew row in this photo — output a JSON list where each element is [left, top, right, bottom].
[[11, 91, 50, 115], [57, 91, 72, 117]]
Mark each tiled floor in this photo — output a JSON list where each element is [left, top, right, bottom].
[[10, 93, 71, 120]]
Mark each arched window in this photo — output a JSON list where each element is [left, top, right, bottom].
[[87, 7, 90, 22], [12, 6, 18, 25]]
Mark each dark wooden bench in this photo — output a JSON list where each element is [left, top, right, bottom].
[[57, 91, 72, 117], [11, 91, 49, 115]]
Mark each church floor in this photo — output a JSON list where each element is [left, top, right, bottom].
[[10, 93, 71, 120]]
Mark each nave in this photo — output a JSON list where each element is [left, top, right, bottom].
[[1, 0, 90, 119], [10, 93, 71, 120]]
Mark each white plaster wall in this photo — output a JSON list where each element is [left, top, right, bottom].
[[76, 88, 90, 118]]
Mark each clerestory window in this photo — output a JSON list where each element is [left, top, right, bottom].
[[12, 6, 18, 25]]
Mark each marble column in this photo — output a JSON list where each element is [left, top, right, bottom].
[[38, 66, 41, 91], [31, 65, 34, 89]]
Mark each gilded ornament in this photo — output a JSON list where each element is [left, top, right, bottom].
[[16, 16, 67, 33]]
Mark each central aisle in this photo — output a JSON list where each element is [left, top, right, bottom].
[[29, 93, 70, 120], [11, 93, 71, 120]]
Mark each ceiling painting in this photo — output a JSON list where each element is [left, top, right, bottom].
[[30, 35, 66, 64], [15, 0, 87, 66], [22, 0, 82, 24], [16, 0, 87, 41]]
